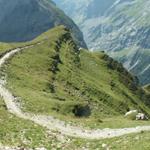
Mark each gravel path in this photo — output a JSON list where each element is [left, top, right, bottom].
[[0, 145, 46, 150], [0, 44, 150, 140]]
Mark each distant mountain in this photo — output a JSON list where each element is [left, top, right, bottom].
[[54, 0, 150, 85], [0, 0, 87, 48]]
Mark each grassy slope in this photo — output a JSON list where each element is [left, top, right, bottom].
[[2, 26, 150, 128], [0, 26, 150, 149], [0, 97, 57, 149], [1, 93, 150, 150], [74, 131, 150, 150]]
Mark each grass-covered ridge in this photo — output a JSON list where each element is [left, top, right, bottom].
[[0, 25, 52, 55], [3, 26, 150, 127]]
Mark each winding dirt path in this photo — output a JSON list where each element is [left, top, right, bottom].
[[0, 44, 150, 140]]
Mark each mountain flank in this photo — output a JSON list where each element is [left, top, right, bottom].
[[54, 0, 150, 85], [0, 0, 86, 48], [3, 26, 150, 122]]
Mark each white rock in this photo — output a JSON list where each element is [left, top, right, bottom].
[[125, 110, 138, 116], [35, 148, 47, 150], [135, 136, 140, 140], [136, 113, 148, 120], [125, 110, 138, 119], [102, 143, 107, 148]]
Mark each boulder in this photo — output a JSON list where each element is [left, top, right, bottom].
[[125, 110, 138, 120], [136, 113, 148, 120]]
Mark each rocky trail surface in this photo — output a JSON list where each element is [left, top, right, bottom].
[[0, 145, 46, 150], [0, 43, 150, 141]]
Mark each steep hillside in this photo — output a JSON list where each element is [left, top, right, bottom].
[[144, 84, 150, 94], [54, 0, 150, 85], [0, 97, 53, 148], [0, 0, 86, 48], [1, 26, 150, 149], [3, 26, 150, 125], [1, 96, 150, 150]]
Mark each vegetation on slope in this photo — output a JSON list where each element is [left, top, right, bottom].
[[0, 97, 56, 149], [74, 131, 150, 150], [3, 26, 150, 126], [0, 95, 87, 149], [1, 96, 150, 150], [144, 84, 150, 94], [0, 25, 150, 149]]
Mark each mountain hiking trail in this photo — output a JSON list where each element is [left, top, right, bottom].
[[0, 42, 150, 140]]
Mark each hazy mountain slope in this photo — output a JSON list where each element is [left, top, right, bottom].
[[54, 0, 150, 85], [3, 26, 150, 124], [53, 0, 116, 24], [0, 0, 86, 48]]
